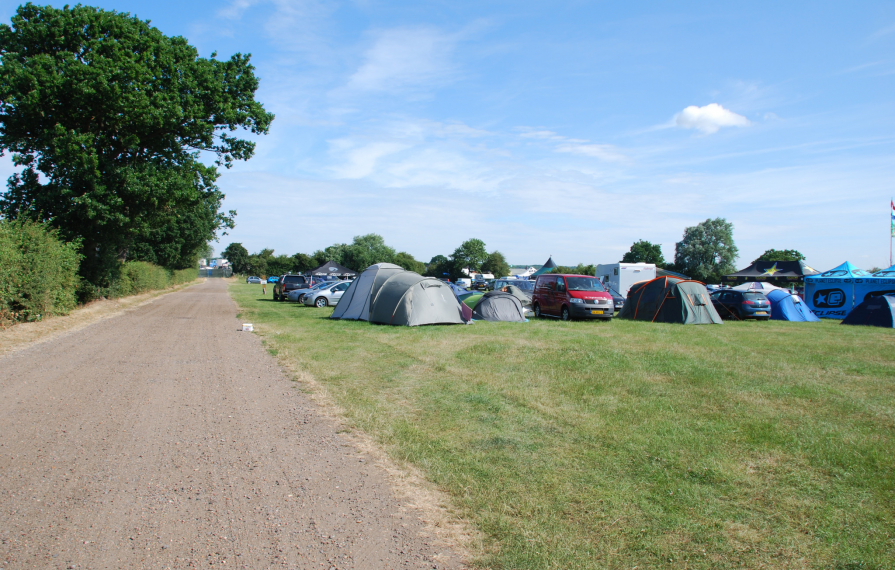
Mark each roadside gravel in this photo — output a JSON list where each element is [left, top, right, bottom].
[[0, 279, 465, 570]]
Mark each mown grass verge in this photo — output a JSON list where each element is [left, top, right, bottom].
[[230, 281, 894, 569]]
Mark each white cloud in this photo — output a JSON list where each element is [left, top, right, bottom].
[[329, 140, 409, 179], [555, 143, 626, 162], [346, 27, 459, 92], [674, 103, 750, 134]]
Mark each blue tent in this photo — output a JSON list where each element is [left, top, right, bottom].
[[841, 295, 895, 328], [804, 261, 871, 319], [767, 290, 820, 322]]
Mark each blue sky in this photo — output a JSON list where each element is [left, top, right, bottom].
[[2, 1, 894, 270]]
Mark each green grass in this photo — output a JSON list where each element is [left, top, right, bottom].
[[231, 282, 895, 569]]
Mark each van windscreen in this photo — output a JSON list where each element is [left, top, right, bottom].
[[566, 277, 606, 292]]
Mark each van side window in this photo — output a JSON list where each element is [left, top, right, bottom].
[[556, 278, 566, 293]]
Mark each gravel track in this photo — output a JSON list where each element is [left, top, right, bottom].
[[0, 279, 464, 570]]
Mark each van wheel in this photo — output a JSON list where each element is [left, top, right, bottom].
[[315, 297, 328, 308], [534, 303, 542, 318], [561, 306, 570, 321]]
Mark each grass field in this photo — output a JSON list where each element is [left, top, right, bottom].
[[230, 281, 895, 569]]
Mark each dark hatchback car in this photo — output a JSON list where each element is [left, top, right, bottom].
[[711, 290, 771, 320], [273, 274, 310, 301]]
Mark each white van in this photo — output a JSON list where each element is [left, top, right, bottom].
[[595, 263, 656, 299]]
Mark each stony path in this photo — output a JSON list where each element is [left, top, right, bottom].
[[0, 279, 464, 570]]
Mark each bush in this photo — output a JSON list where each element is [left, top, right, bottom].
[[101, 262, 198, 299], [0, 219, 81, 324]]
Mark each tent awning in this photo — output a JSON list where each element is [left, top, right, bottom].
[[724, 260, 819, 282]]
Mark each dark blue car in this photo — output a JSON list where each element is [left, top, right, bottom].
[[711, 290, 770, 320]]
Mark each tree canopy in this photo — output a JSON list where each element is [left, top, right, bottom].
[[222, 242, 249, 274], [451, 238, 487, 273], [621, 240, 666, 267], [754, 249, 805, 263], [673, 218, 738, 283], [481, 251, 510, 278], [0, 4, 273, 283]]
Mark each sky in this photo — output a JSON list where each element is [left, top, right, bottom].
[[1, 1, 894, 270]]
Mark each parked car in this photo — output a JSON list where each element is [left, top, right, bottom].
[[532, 274, 613, 321], [267, 276, 279, 283], [287, 281, 332, 303], [611, 294, 625, 312], [246, 276, 262, 284], [273, 274, 310, 301], [302, 280, 352, 308], [710, 290, 771, 320]]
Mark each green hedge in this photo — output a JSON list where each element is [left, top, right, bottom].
[[0, 219, 81, 324], [103, 262, 198, 299]]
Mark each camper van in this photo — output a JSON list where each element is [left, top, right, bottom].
[[595, 263, 657, 299]]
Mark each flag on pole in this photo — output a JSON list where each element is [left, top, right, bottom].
[[892, 199, 895, 237]]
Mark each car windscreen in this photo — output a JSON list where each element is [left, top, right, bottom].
[[565, 277, 606, 292], [514, 281, 534, 291], [283, 276, 305, 283]]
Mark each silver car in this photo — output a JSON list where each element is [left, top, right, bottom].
[[246, 276, 262, 284], [302, 280, 351, 308], [287, 281, 330, 302]]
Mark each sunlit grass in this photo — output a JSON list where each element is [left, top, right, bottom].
[[231, 282, 895, 569]]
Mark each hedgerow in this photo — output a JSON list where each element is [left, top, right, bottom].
[[0, 219, 81, 325]]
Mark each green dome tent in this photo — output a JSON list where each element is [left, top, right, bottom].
[[617, 276, 722, 324]]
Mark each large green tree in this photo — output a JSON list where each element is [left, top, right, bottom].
[[621, 240, 666, 267], [674, 218, 738, 283], [222, 242, 249, 274], [451, 238, 487, 273], [394, 251, 426, 274], [0, 4, 273, 284], [753, 249, 805, 263], [342, 234, 396, 271], [481, 251, 510, 278]]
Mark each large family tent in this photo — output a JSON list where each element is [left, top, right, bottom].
[[617, 277, 722, 324], [471, 291, 527, 322], [330, 263, 404, 321], [767, 290, 820, 322], [307, 260, 357, 279], [840, 295, 895, 328], [804, 261, 871, 318], [724, 260, 819, 283], [369, 272, 467, 326]]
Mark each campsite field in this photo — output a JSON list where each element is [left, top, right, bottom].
[[230, 281, 895, 569]]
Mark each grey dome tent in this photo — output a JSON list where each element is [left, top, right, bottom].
[[471, 291, 527, 322], [370, 272, 467, 326], [840, 295, 895, 328], [330, 263, 404, 321], [617, 276, 722, 324]]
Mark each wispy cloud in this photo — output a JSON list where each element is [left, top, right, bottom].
[[674, 103, 750, 134], [555, 143, 626, 162], [346, 27, 461, 92]]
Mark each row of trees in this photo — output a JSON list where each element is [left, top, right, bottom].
[[223, 235, 511, 281], [0, 5, 272, 293], [618, 218, 805, 283]]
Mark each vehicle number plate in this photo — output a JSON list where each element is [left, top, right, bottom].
[[755, 311, 767, 315], [591, 310, 604, 315]]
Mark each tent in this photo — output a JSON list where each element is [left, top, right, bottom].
[[804, 262, 871, 319], [724, 261, 820, 282], [731, 281, 788, 293], [330, 263, 404, 321], [855, 264, 895, 306], [530, 256, 558, 277], [306, 260, 358, 279], [840, 295, 895, 328], [617, 277, 722, 324], [766, 290, 820, 322], [369, 272, 467, 326], [471, 291, 527, 322]]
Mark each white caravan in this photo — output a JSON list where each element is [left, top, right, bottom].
[[595, 263, 657, 298]]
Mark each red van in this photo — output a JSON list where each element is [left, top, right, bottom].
[[532, 274, 614, 321]]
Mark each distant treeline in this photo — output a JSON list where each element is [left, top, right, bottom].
[[224, 235, 511, 282]]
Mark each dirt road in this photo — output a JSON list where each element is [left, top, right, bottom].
[[0, 280, 464, 570]]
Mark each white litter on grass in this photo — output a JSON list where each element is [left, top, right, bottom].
[[242, 324, 254, 332]]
